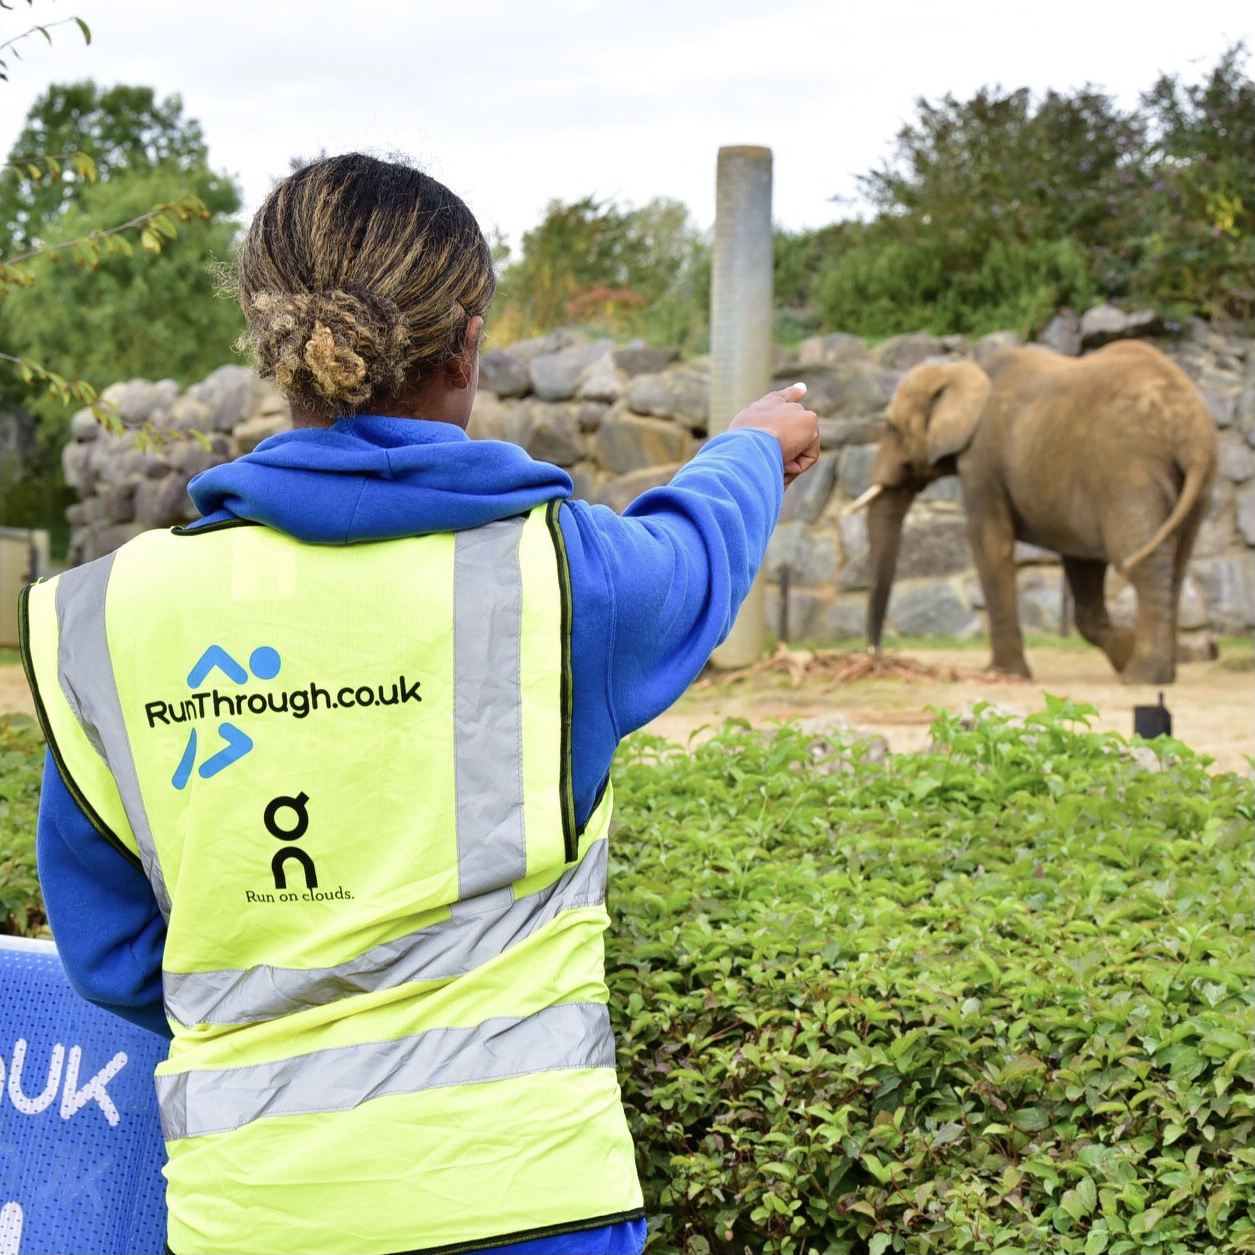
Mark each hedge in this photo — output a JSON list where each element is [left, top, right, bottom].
[[607, 701, 1254, 1253]]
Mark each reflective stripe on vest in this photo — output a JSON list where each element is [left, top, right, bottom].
[[162, 838, 608, 1026], [52, 550, 174, 920], [157, 999, 613, 1141]]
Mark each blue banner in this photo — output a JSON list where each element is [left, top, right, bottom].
[[0, 936, 167, 1255]]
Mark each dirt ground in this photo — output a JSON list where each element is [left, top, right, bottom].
[[2, 643, 1251, 776], [646, 643, 1255, 777]]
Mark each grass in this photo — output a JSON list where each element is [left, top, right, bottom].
[[774, 634, 1255, 657]]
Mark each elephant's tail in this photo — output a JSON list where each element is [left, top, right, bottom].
[[1120, 459, 1214, 574]]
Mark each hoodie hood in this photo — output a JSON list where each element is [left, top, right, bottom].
[[188, 415, 572, 543]]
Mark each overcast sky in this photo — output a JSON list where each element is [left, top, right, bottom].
[[2, 0, 1252, 253]]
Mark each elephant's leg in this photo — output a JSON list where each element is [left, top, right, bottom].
[[1120, 544, 1179, 685], [1101, 491, 1184, 685], [968, 503, 1029, 677], [1062, 557, 1134, 673]]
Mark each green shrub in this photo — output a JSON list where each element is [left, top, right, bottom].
[[813, 229, 1097, 340], [608, 701, 1254, 1253], [0, 714, 45, 935]]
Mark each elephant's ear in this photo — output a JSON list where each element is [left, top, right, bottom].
[[925, 364, 992, 465]]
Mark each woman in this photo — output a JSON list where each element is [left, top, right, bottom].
[[23, 152, 819, 1255]]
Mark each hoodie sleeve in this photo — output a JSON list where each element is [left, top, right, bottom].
[[562, 427, 784, 752], [36, 750, 171, 1038]]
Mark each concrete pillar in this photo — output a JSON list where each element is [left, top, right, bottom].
[[708, 145, 773, 668]]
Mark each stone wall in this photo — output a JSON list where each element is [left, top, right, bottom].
[[61, 307, 1255, 641]]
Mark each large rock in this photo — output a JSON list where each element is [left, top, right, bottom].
[[594, 409, 691, 475], [871, 332, 947, 371], [112, 378, 180, 427], [779, 453, 837, 524], [837, 509, 972, 590], [597, 464, 679, 514], [837, 444, 878, 498], [774, 367, 834, 415], [530, 341, 612, 402], [1016, 568, 1066, 633], [765, 520, 838, 587], [887, 580, 980, 637], [1190, 555, 1255, 630], [566, 461, 604, 503], [503, 330, 586, 361], [973, 330, 1023, 364], [167, 395, 213, 434], [796, 333, 871, 368], [1037, 311, 1081, 356], [133, 473, 192, 527], [625, 366, 709, 430], [823, 362, 895, 417], [232, 415, 287, 458], [1235, 481, 1255, 546], [918, 476, 964, 504], [523, 402, 584, 466], [191, 366, 261, 433], [1217, 431, 1255, 482], [61, 441, 95, 492], [612, 346, 679, 376], [479, 349, 532, 398], [818, 417, 882, 449], [70, 407, 102, 442], [1201, 387, 1237, 428], [818, 596, 870, 642], [100, 481, 137, 525], [467, 392, 532, 446], [170, 432, 232, 477], [1079, 303, 1163, 349], [575, 353, 623, 403]]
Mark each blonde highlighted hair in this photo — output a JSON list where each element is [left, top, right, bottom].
[[232, 153, 495, 418]]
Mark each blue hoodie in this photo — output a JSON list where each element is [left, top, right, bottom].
[[36, 416, 785, 1039]]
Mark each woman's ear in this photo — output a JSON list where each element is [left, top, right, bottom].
[[446, 315, 484, 390]]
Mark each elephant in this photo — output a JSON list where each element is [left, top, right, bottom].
[[846, 340, 1218, 684]]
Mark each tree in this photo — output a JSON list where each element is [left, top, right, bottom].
[[494, 195, 710, 350], [3, 161, 242, 394], [797, 45, 1254, 338], [1126, 41, 1254, 322], [0, 79, 211, 253], [812, 83, 1137, 336]]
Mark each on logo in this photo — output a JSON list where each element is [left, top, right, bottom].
[[266, 792, 316, 890]]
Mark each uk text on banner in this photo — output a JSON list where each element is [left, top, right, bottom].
[[0, 936, 167, 1255]]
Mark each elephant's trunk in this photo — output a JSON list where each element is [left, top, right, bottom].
[[865, 486, 916, 652]]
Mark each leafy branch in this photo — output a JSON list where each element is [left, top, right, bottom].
[[0, 8, 90, 82], [1, 189, 209, 428], [0, 349, 212, 452], [0, 194, 208, 290], [2, 147, 97, 183]]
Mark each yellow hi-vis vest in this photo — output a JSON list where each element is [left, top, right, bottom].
[[21, 502, 643, 1255]]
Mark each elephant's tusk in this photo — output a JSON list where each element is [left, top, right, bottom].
[[842, 483, 884, 516]]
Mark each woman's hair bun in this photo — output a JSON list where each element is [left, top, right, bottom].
[[243, 288, 409, 410]]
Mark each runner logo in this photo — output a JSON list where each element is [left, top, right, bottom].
[[169, 645, 281, 790]]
